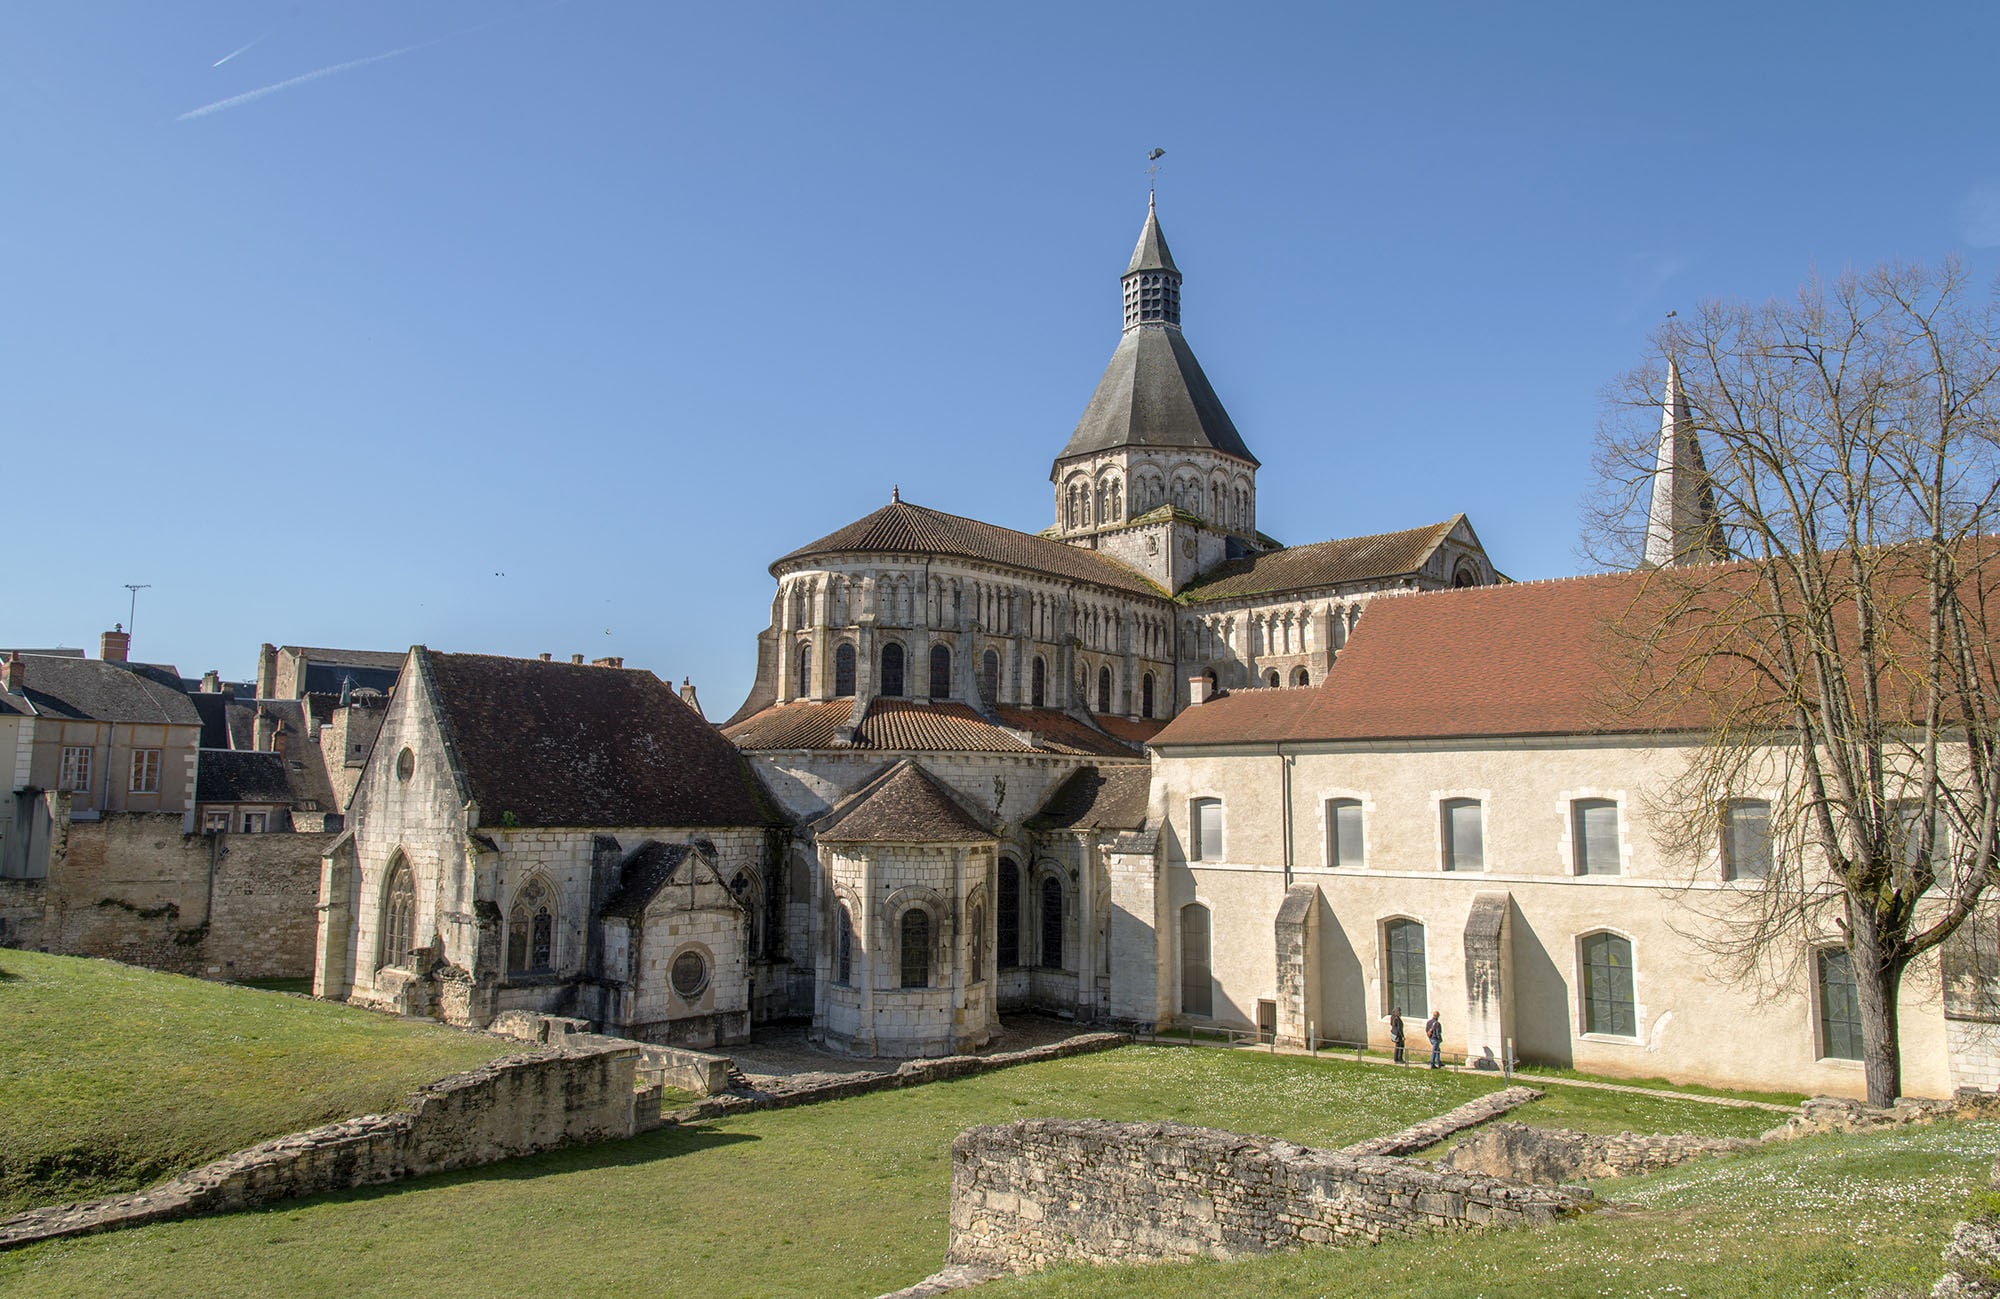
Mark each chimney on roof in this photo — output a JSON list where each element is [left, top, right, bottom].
[[4, 652, 21, 694], [253, 707, 275, 753], [680, 678, 704, 720], [570, 654, 584, 664], [101, 625, 130, 663], [1187, 675, 1209, 706], [200, 669, 222, 693], [256, 643, 278, 698], [538, 653, 552, 662], [592, 656, 624, 669]]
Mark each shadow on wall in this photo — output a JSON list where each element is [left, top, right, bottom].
[[1508, 899, 1574, 1069], [1314, 898, 1367, 1044]]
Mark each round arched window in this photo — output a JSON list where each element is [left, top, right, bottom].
[[395, 748, 415, 781], [670, 949, 710, 999]]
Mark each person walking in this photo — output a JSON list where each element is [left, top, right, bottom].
[[1389, 1007, 1406, 1064], [1425, 1010, 1443, 1069]]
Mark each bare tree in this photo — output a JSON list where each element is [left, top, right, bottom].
[[1588, 260, 2000, 1104]]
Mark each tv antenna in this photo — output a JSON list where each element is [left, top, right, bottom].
[[123, 584, 151, 641]]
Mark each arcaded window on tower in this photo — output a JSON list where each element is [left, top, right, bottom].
[[1031, 656, 1046, 707], [1141, 672, 1155, 719], [1097, 666, 1112, 714], [880, 643, 905, 697], [797, 644, 812, 697], [980, 649, 1000, 702], [929, 644, 952, 698], [834, 643, 856, 697]]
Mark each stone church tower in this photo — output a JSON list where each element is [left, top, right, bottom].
[[1643, 358, 1728, 568], [1050, 196, 1268, 593]]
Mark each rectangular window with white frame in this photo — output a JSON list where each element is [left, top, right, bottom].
[[60, 746, 92, 793], [1327, 798, 1364, 867], [241, 811, 268, 834], [1580, 931, 1637, 1037], [1190, 797, 1224, 862], [1442, 798, 1484, 871], [129, 748, 161, 794], [1572, 798, 1621, 876], [202, 810, 230, 832], [1722, 799, 1772, 881]]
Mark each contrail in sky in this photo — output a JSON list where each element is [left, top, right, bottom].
[[178, 19, 498, 122], [211, 34, 267, 68]]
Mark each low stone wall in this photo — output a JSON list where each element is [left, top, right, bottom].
[[945, 1119, 1587, 1272], [489, 1010, 735, 1097], [1341, 1085, 1542, 1157], [672, 1031, 1130, 1121], [0, 1042, 638, 1251], [1440, 1122, 1758, 1183]]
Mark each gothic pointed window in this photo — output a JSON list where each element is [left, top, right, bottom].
[[880, 642, 905, 697], [1031, 656, 1046, 707], [980, 649, 999, 702], [834, 643, 856, 697], [378, 857, 415, 971], [797, 644, 813, 697], [929, 644, 952, 698], [1097, 666, 1112, 714], [508, 877, 555, 974], [1141, 672, 1155, 719]]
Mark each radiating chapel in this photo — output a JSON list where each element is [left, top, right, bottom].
[[720, 199, 1501, 1055]]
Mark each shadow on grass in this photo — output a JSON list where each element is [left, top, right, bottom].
[[0, 966, 17, 982]]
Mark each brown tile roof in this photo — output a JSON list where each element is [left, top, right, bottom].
[[1027, 764, 1153, 831], [1180, 519, 1459, 603], [1094, 715, 1168, 745], [423, 651, 782, 829], [813, 760, 996, 843], [775, 499, 1166, 598], [991, 706, 1143, 757], [726, 699, 1140, 758], [1151, 570, 1698, 746]]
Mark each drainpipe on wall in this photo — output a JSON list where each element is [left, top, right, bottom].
[[1279, 744, 1295, 890]]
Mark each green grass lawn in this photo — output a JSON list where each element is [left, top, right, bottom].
[[0, 1044, 1804, 1299], [0, 950, 515, 1214]]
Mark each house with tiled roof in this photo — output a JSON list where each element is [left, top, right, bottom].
[[717, 199, 1500, 1053], [1141, 558, 2000, 1099], [314, 648, 788, 1047]]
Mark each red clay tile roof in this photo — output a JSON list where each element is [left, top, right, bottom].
[[1094, 715, 1168, 745], [1180, 519, 1459, 603], [423, 651, 782, 829], [1027, 764, 1154, 831], [775, 499, 1165, 598], [813, 760, 996, 843], [1151, 570, 1701, 746], [991, 706, 1143, 757], [726, 699, 1140, 757]]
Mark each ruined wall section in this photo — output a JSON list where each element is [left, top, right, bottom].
[[946, 1119, 1585, 1272]]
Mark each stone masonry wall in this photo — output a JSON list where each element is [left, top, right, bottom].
[[0, 1042, 638, 1250], [1439, 1121, 1757, 1183], [945, 1119, 1586, 1272], [1, 812, 333, 980]]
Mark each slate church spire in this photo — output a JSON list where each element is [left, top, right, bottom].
[[1123, 193, 1182, 329], [1644, 357, 1728, 567]]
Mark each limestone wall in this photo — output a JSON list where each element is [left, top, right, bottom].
[[945, 1119, 1585, 1272], [0, 1042, 638, 1250], [1439, 1121, 1757, 1182], [0, 810, 331, 979]]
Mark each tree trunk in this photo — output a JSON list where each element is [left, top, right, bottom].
[[1851, 906, 1905, 1107]]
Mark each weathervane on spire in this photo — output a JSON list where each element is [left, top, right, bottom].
[[1146, 147, 1165, 198]]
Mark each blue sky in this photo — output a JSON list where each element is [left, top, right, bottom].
[[6, 3, 1998, 714]]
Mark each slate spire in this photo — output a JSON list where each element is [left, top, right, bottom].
[[1122, 193, 1182, 329], [1643, 357, 1728, 567]]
